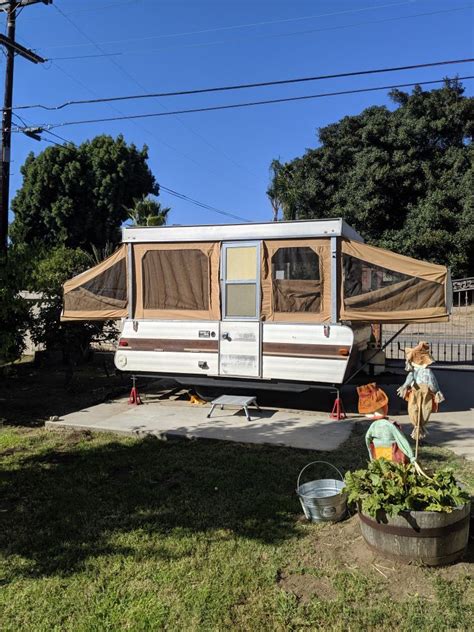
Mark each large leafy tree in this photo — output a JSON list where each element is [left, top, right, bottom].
[[10, 134, 158, 253], [268, 80, 474, 277]]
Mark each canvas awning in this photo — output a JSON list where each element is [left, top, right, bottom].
[[61, 245, 128, 321], [340, 239, 451, 323]]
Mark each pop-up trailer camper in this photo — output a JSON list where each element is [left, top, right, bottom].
[[62, 219, 451, 393]]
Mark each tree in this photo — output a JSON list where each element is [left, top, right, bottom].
[[127, 195, 171, 226], [10, 134, 158, 254], [267, 160, 284, 221], [268, 80, 474, 277], [0, 254, 30, 365]]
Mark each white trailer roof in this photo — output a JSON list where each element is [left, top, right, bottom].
[[122, 218, 364, 243]]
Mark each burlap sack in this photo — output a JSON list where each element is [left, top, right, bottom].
[[357, 383, 389, 414]]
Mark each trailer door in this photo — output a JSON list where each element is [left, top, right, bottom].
[[219, 242, 261, 377]]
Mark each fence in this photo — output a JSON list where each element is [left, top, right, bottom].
[[382, 277, 474, 364]]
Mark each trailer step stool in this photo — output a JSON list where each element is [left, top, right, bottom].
[[207, 395, 260, 421]]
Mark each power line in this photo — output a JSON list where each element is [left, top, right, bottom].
[[41, 1, 431, 50], [12, 110, 29, 127], [47, 4, 474, 61], [48, 58, 261, 194], [13, 58, 474, 111], [9, 0, 143, 21], [61, 0, 141, 16], [159, 186, 251, 223], [49, 52, 124, 61], [44, 128, 72, 144], [41, 136, 64, 148], [17, 75, 473, 131]]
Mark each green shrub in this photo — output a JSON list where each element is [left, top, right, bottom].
[[343, 459, 469, 517], [0, 253, 30, 364]]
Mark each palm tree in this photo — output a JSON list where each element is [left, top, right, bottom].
[[267, 159, 285, 222], [85, 242, 115, 266], [127, 196, 171, 227]]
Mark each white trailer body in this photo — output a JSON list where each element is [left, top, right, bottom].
[[62, 219, 451, 390]]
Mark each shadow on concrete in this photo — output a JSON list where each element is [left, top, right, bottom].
[[153, 415, 349, 451], [0, 426, 368, 580], [416, 420, 474, 449]]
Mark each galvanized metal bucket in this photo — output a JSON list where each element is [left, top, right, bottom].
[[296, 461, 347, 523]]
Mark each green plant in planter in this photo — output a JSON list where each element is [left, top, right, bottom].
[[343, 459, 469, 518]]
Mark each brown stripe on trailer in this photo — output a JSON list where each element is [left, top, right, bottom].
[[119, 338, 218, 352], [262, 342, 350, 359]]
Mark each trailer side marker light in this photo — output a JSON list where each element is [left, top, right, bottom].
[[119, 340, 129, 347], [338, 348, 349, 356]]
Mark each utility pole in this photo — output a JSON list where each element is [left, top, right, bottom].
[[0, 0, 51, 255], [0, 1, 16, 256]]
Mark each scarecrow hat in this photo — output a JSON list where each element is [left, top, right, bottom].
[[404, 341, 434, 366]]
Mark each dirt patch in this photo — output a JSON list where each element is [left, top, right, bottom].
[[278, 571, 337, 603], [0, 446, 26, 457], [60, 429, 94, 446], [280, 514, 472, 603]]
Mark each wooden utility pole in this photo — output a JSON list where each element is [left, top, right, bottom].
[[0, 0, 50, 255], [0, 1, 15, 255]]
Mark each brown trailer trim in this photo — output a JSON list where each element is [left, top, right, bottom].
[[262, 343, 350, 359], [119, 338, 218, 353]]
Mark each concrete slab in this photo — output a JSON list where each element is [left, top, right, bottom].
[[45, 395, 352, 452], [45, 368, 473, 458]]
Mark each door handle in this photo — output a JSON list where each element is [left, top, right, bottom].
[[222, 332, 231, 341]]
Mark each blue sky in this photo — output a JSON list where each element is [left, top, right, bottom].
[[4, 0, 474, 226]]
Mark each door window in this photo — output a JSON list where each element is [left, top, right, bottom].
[[223, 243, 259, 318]]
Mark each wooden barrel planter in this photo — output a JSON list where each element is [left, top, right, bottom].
[[359, 501, 471, 566]]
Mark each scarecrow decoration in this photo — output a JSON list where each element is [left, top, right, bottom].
[[396, 341, 445, 441], [356, 382, 388, 420], [365, 417, 415, 464], [358, 383, 415, 464]]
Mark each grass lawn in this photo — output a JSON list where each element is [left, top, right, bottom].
[[1, 421, 473, 632]]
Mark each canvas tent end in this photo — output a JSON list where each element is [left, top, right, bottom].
[[340, 239, 451, 324], [61, 245, 128, 321]]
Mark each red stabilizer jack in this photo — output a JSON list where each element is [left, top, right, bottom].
[[128, 386, 142, 405], [329, 397, 346, 420]]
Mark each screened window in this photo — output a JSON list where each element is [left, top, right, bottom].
[[343, 255, 444, 312], [271, 247, 321, 313], [142, 249, 209, 311], [223, 244, 259, 318], [64, 259, 127, 312], [81, 259, 127, 302]]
